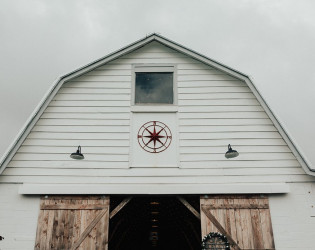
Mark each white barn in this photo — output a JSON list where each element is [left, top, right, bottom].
[[0, 34, 314, 250]]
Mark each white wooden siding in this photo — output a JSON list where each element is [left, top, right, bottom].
[[2, 41, 311, 187], [0, 184, 39, 250]]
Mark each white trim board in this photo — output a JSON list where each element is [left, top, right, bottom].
[[19, 183, 289, 195], [0, 33, 313, 175]]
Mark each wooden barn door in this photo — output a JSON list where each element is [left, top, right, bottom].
[[35, 196, 109, 250], [200, 195, 275, 250]]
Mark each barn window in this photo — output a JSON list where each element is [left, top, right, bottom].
[[133, 65, 176, 105]]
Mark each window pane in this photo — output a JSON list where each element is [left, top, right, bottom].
[[135, 72, 173, 104]]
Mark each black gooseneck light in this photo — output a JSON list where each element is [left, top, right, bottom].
[[70, 146, 84, 160], [225, 144, 239, 159]]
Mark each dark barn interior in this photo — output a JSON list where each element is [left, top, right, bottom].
[[109, 196, 201, 250]]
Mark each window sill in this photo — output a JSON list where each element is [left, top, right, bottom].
[[131, 105, 178, 113]]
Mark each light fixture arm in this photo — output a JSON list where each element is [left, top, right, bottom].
[[77, 146, 81, 154]]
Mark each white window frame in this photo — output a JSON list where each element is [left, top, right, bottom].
[[131, 64, 178, 112]]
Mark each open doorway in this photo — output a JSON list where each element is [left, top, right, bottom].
[[109, 196, 201, 250]]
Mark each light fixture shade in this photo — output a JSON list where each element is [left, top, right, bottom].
[[225, 144, 239, 159], [70, 146, 84, 160]]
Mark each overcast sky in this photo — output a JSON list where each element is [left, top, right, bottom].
[[1, 0, 314, 167]]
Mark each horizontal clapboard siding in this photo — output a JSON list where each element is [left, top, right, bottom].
[[173, 39, 303, 178], [8, 61, 132, 171], [4, 40, 306, 186]]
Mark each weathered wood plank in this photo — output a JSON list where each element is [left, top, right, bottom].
[[109, 197, 132, 219], [201, 206, 241, 250], [78, 199, 87, 250], [202, 203, 269, 209], [97, 197, 109, 250], [35, 196, 110, 249], [201, 196, 275, 250], [41, 195, 108, 200], [177, 196, 201, 219], [241, 199, 255, 249], [251, 208, 265, 249], [260, 205, 275, 249], [70, 208, 108, 250], [233, 199, 243, 248], [63, 199, 72, 250], [228, 199, 238, 247], [41, 204, 108, 210]]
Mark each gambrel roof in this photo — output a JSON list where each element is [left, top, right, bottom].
[[0, 33, 313, 175]]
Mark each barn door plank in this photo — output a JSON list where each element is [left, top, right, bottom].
[[177, 196, 201, 219], [227, 198, 238, 246], [233, 201, 243, 249], [200, 195, 275, 250], [72, 199, 82, 248], [35, 196, 109, 250], [109, 197, 132, 219], [38, 209, 49, 249], [260, 207, 275, 249], [249, 197, 264, 249], [201, 206, 241, 250], [71, 208, 108, 250]]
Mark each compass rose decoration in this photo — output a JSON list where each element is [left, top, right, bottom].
[[137, 121, 172, 153]]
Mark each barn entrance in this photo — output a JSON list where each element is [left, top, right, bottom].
[[34, 195, 275, 249], [109, 195, 201, 250]]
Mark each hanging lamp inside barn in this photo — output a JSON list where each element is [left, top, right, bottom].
[[225, 144, 239, 159], [70, 146, 84, 160]]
